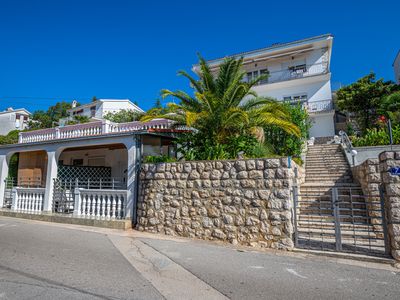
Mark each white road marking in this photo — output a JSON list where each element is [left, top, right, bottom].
[[249, 266, 264, 269], [286, 268, 307, 279]]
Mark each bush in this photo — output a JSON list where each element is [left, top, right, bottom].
[[351, 125, 400, 147], [264, 102, 310, 157], [0, 130, 20, 145], [144, 155, 176, 163]]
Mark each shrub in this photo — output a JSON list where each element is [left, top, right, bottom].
[[351, 125, 400, 147], [264, 102, 311, 157], [144, 155, 176, 163]]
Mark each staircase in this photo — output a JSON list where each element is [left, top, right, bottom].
[[296, 144, 385, 254]]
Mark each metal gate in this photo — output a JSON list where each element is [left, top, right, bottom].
[[52, 178, 126, 214], [293, 185, 389, 257]]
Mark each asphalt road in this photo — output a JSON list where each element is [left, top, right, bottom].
[[0, 216, 399, 300], [0, 217, 162, 300], [140, 238, 400, 300]]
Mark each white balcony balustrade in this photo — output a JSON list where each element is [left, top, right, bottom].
[[245, 62, 329, 85], [306, 100, 334, 113], [73, 188, 127, 219], [18, 119, 174, 144], [11, 187, 45, 213]]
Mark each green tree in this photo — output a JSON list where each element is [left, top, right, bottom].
[[336, 73, 399, 133], [378, 91, 400, 125], [141, 55, 300, 160], [92, 96, 98, 102], [29, 101, 73, 129], [154, 98, 162, 109], [103, 109, 144, 123]]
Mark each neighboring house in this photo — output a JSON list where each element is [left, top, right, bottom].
[[195, 34, 335, 138], [393, 50, 400, 84], [0, 108, 31, 136], [61, 99, 144, 124], [0, 118, 179, 225]]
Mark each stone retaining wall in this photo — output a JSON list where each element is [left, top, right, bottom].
[[137, 158, 303, 250], [379, 152, 400, 260]]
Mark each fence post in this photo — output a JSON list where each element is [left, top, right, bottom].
[[11, 188, 18, 211], [292, 185, 299, 247], [73, 188, 81, 216], [332, 187, 342, 251], [379, 185, 390, 255]]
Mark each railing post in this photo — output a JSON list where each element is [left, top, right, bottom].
[[55, 127, 60, 139], [332, 187, 342, 251], [102, 120, 110, 134], [18, 132, 23, 143], [73, 187, 81, 216], [11, 188, 18, 211]]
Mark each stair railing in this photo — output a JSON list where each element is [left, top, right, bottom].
[[339, 130, 357, 166]]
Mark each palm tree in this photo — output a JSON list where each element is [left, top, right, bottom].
[[142, 55, 300, 149]]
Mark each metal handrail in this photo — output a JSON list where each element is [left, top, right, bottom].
[[339, 130, 353, 153]]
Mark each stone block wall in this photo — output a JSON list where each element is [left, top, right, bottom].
[[352, 159, 382, 227], [379, 151, 400, 260], [137, 158, 303, 250]]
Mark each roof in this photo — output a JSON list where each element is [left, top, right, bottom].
[[393, 50, 400, 66], [67, 99, 144, 113], [197, 33, 333, 67], [0, 108, 31, 116]]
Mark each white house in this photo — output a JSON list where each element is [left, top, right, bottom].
[[393, 50, 400, 84], [0, 119, 179, 227], [0, 108, 31, 136], [65, 99, 144, 122], [195, 34, 335, 138]]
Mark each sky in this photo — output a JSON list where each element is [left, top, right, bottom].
[[0, 0, 399, 113]]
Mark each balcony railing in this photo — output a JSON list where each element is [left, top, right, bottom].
[[248, 62, 329, 85], [18, 119, 175, 144], [305, 99, 334, 113]]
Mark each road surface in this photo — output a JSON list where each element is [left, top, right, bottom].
[[0, 216, 399, 299]]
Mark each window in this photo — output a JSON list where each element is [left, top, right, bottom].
[[247, 69, 269, 85], [259, 69, 269, 84], [90, 106, 96, 117], [283, 94, 308, 106]]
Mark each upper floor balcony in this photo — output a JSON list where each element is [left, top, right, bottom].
[[18, 119, 176, 144], [245, 61, 329, 86]]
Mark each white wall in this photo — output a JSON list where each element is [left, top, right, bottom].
[[0, 113, 27, 136], [309, 113, 335, 138], [253, 79, 332, 103], [58, 148, 128, 179]]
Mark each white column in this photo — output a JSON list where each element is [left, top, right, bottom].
[[43, 151, 58, 212], [125, 137, 139, 221], [0, 155, 10, 208]]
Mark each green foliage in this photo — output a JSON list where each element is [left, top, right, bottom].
[[103, 109, 143, 123], [378, 92, 400, 125], [336, 72, 399, 133], [65, 115, 91, 125], [144, 155, 176, 163], [141, 54, 300, 161], [175, 132, 273, 160], [264, 102, 311, 157], [0, 130, 21, 145], [351, 125, 400, 147], [29, 101, 73, 129], [8, 153, 19, 178]]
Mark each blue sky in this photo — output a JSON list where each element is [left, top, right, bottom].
[[0, 0, 399, 112]]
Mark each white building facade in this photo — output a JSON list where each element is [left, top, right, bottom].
[[199, 34, 335, 138], [393, 50, 400, 84], [0, 108, 31, 136], [66, 99, 144, 121]]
